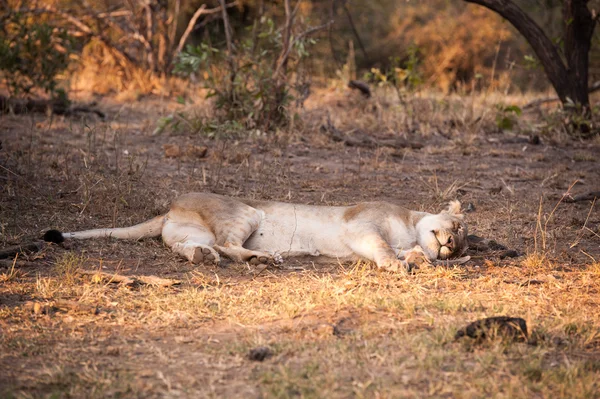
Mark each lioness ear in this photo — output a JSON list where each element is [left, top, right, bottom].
[[444, 200, 464, 219]]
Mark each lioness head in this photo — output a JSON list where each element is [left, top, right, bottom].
[[418, 200, 468, 260]]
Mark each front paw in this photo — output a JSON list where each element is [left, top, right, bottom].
[[405, 246, 432, 265], [379, 258, 409, 273], [249, 252, 284, 266], [271, 252, 284, 265], [399, 245, 433, 271]]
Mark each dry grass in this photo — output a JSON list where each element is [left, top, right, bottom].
[[1, 86, 599, 398]]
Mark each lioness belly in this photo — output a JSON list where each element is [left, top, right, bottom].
[[242, 202, 355, 259]]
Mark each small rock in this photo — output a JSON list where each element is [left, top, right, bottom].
[[248, 346, 273, 362], [499, 250, 519, 259], [186, 145, 208, 159], [529, 135, 541, 145], [464, 202, 476, 213], [314, 323, 335, 336], [23, 301, 49, 315], [163, 144, 181, 158], [455, 316, 528, 342], [487, 240, 507, 251], [348, 80, 371, 98], [333, 317, 356, 337], [33, 302, 43, 315]]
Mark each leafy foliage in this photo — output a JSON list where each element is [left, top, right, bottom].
[[495, 104, 522, 131], [365, 45, 423, 106], [366, 45, 422, 90], [0, 12, 75, 98], [175, 17, 315, 131]]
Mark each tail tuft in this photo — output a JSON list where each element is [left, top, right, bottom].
[[44, 229, 65, 244]]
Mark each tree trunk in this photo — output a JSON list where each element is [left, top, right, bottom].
[[463, 0, 596, 113], [563, 0, 596, 111]]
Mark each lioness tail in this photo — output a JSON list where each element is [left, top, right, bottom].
[[44, 215, 166, 243]]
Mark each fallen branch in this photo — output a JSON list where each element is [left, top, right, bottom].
[[523, 81, 600, 110], [136, 275, 182, 287], [348, 80, 371, 98], [78, 270, 136, 285], [78, 269, 181, 287], [434, 256, 471, 267], [0, 259, 42, 268], [322, 117, 423, 150], [564, 191, 600, 203], [0, 241, 45, 259], [54, 299, 100, 314], [0, 95, 105, 118]]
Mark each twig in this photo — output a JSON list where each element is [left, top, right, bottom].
[[328, 0, 343, 67], [176, 0, 244, 54], [564, 190, 600, 203], [96, 10, 132, 18], [570, 198, 596, 248]]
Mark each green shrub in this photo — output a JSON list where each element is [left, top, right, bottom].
[[0, 12, 75, 98], [174, 16, 315, 131]]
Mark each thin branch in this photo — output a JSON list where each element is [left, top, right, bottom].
[[328, 0, 343, 67], [168, 0, 181, 48], [176, 4, 207, 54], [96, 10, 132, 18], [218, 0, 235, 55], [274, 20, 334, 77], [341, 2, 369, 63], [277, 0, 294, 77], [131, 32, 153, 56], [37, 5, 93, 34], [218, 0, 237, 104], [140, 0, 155, 70], [20, 6, 136, 64]]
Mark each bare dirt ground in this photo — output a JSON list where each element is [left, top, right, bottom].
[[1, 89, 599, 398]]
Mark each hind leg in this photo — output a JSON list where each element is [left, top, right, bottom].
[[212, 208, 283, 265], [214, 242, 283, 265], [162, 221, 220, 265]]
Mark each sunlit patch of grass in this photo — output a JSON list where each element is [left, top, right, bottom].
[[1, 89, 599, 397], [53, 252, 85, 285], [521, 252, 552, 270], [0, 257, 22, 283]]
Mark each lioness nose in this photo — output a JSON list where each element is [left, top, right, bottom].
[[445, 236, 454, 250]]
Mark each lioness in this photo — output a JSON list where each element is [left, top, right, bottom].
[[44, 193, 468, 271]]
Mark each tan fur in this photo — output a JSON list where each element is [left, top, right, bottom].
[[56, 193, 469, 272]]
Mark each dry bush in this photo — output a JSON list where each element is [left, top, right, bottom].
[[389, 5, 517, 92], [70, 39, 165, 100], [307, 0, 561, 93]]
